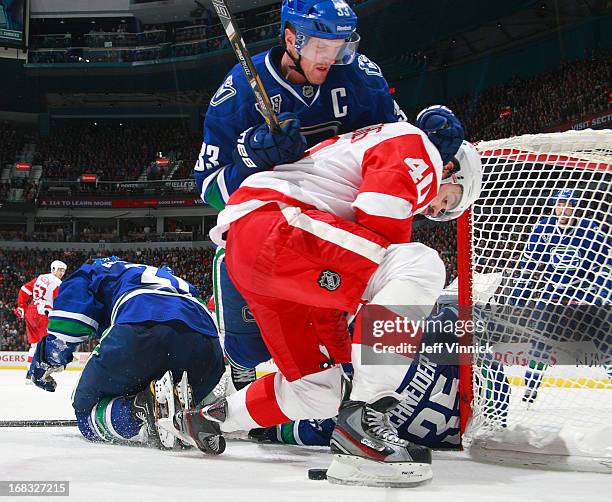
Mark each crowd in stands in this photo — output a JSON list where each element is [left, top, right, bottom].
[[412, 222, 458, 282], [35, 121, 199, 182], [0, 247, 216, 351], [444, 48, 611, 142], [0, 121, 39, 204], [0, 122, 33, 168], [2, 47, 607, 194], [0, 179, 38, 204], [0, 227, 202, 243], [0, 180, 10, 201]]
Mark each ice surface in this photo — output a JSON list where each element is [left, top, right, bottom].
[[1, 370, 609, 502]]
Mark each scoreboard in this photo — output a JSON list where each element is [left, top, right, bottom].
[[0, 0, 28, 49]]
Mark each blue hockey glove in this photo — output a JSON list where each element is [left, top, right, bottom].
[[233, 112, 307, 173], [416, 105, 465, 164], [30, 337, 68, 392]]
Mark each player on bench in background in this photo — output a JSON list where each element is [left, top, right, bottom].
[[15, 260, 66, 381], [29, 257, 225, 451]]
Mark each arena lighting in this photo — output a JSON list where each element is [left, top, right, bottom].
[[15, 162, 31, 171], [156, 158, 170, 166]]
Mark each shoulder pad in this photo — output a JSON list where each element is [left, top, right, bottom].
[[354, 54, 384, 79]]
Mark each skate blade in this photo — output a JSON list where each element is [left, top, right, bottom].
[[157, 417, 198, 449], [326, 454, 433, 488], [177, 371, 193, 409], [154, 372, 178, 449]]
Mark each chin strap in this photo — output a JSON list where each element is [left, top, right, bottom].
[[283, 44, 311, 84]]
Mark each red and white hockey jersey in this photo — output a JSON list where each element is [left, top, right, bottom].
[[211, 122, 442, 246], [18, 273, 62, 315]]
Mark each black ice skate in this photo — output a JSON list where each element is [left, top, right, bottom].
[[522, 387, 539, 404], [172, 397, 227, 455], [328, 397, 433, 487], [131, 381, 164, 449], [131, 371, 194, 449]]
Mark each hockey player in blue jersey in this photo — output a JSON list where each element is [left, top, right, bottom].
[[195, 0, 464, 391], [512, 188, 610, 305], [511, 188, 611, 402], [29, 257, 225, 451]]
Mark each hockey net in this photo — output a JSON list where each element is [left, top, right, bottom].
[[458, 128, 612, 473]]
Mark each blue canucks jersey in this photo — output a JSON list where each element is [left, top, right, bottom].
[[514, 217, 611, 303], [195, 46, 405, 210], [45, 257, 217, 366]]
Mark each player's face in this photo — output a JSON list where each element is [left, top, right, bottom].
[[423, 184, 463, 219], [299, 54, 334, 85], [285, 30, 343, 84], [54, 268, 66, 279], [555, 201, 574, 226]]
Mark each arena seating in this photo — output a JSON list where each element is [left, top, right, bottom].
[[443, 48, 610, 141], [36, 121, 199, 182], [28, 1, 369, 63]]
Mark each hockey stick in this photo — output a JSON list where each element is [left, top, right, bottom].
[[208, 0, 281, 133], [0, 419, 77, 427]]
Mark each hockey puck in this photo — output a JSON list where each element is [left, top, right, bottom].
[[308, 468, 328, 480]]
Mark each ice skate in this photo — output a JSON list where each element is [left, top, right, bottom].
[[152, 370, 196, 448], [169, 397, 227, 455], [328, 397, 433, 487], [131, 381, 165, 449]]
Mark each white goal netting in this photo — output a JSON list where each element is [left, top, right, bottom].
[[462, 129, 612, 473]]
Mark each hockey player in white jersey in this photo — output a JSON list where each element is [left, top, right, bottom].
[[169, 111, 483, 487]]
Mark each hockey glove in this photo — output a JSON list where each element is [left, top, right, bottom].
[[232, 112, 307, 173], [416, 105, 465, 164], [30, 338, 67, 392], [14, 306, 24, 319]]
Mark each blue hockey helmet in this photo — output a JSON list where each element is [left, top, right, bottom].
[[552, 188, 578, 206], [91, 255, 120, 267], [281, 0, 360, 65]]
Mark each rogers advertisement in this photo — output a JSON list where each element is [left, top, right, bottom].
[[0, 351, 90, 369], [39, 197, 205, 208]]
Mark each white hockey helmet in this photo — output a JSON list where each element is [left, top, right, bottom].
[[426, 140, 483, 221], [50, 260, 67, 273]]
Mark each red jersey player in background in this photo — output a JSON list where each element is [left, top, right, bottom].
[[15, 260, 67, 380]]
